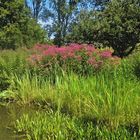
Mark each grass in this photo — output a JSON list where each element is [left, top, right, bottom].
[[8, 70, 139, 121], [15, 111, 140, 140], [0, 48, 29, 76], [4, 67, 140, 139], [0, 48, 140, 139]]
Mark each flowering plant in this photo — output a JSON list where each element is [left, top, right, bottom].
[[28, 44, 120, 76]]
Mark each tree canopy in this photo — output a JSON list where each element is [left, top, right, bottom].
[[66, 0, 140, 57], [0, 0, 47, 49]]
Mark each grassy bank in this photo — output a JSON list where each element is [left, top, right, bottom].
[[0, 48, 140, 139]]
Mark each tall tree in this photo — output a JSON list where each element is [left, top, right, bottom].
[[66, 10, 96, 44], [25, 0, 46, 21], [0, 0, 47, 49], [67, 0, 140, 57], [96, 0, 140, 57], [42, 0, 81, 46]]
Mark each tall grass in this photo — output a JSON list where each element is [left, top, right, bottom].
[[15, 111, 140, 140], [0, 48, 29, 76], [4, 66, 139, 129], [1, 48, 140, 139]]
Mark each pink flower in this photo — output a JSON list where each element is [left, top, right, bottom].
[[75, 56, 82, 61], [87, 57, 96, 65], [100, 50, 112, 58], [28, 43, 120, 73]]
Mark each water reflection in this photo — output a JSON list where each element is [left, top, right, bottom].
[[0, 104, 36, 140]]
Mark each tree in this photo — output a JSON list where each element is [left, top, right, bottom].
[[25, 0, 46, 21], [42, 0, 81, 46], [67, 0, 140, 57], [96, 0, 140, 57], [66, 10, 96, 44], [0, 0, 47, 49]]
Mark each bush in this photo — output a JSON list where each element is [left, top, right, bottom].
[[28, 44, 120, 77]]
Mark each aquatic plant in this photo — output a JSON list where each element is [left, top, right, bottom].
[[15, 111, 140, 140]]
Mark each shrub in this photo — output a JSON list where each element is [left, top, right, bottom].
[[28, 44, 120, 76]]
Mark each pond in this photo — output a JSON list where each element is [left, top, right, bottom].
[[0, 104, 36, 140]]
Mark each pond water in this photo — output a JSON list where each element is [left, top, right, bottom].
[[0, 104, 36, 140], [0, 105, 15, 140]]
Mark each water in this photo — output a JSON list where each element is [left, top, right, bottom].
[[0, 105, 15, 140], [0, 104, 36, 140]]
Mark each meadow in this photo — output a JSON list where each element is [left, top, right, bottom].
[[0, 44, 140, 140]]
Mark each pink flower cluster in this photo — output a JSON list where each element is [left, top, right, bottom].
[[28, 44, 120, 74]]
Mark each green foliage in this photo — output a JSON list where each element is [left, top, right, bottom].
[[42, 0, 81, 46], [21, 19, 48, 48], [0, 0, 47, 49], [96, 0, 140, 57], [66, 10, 96, 44], [68, 0, 140, 57], [0, 0, 25, 49]]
